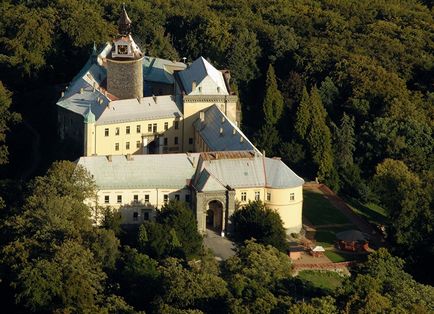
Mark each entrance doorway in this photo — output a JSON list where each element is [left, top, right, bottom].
[[206, 200, 223, 232]]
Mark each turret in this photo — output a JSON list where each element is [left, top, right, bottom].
[[106, 5, 144, 100], [84, 107, 96, 156]]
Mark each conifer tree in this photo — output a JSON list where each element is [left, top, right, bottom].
[[295, 86, 334, 181], [262, 64, 284, 125], [294, 86, 310, 138], [333, 113, 355, 170]]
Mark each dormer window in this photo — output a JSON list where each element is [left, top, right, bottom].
[[117, 44, 128, 55]]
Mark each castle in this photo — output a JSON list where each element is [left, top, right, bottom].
[[57, 7, 304, 235]]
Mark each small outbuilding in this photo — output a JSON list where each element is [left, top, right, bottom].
[[336, 229, 369, 252], [288, 246, 305, 260], [310, 245, 325, 257]]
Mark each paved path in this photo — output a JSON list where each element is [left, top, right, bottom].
[[203, 229, 236, 261]]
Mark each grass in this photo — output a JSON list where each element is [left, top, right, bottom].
[[297, 270, 345, 291], [306, 226, 356, 248], [344, 197, 387, 225], [303, 190, 350, 226], [324, 250, 368, 263]]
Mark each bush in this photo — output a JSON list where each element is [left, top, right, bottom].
[[232, 201, 287, 251]]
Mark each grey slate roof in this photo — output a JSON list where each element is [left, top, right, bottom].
[[96, 95, 182, 125], [77, 154, 199, 189], [194, 105, 258, 152], [194, 152, 304, 191], [195, 169, 227, 192], [143, 56, 186, 84], [78, 151, 304, 192], [178, 57, 229, 95]]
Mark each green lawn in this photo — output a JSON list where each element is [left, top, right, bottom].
[[308, 226, 356, 248], [324, 250, 368, 263], [344, 197, 387, 225], [297, 270, 345, 291], [303, 190, 350, 226]]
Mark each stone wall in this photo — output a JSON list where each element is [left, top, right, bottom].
[[107, 58, 143, 100]]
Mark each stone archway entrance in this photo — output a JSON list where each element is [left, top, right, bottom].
[[206, 200, 224, 232]]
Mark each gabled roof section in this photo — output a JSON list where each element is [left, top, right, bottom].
[[143, 56, 186, 84], [96, 95, 182, 125], [178, 57, 229, 95], [264, 158, 305, 188], [195, 169, 227, 192], [57, 45, 111, 120], [193, 105, 259, 152], [193, 151, 304, 189], [77, 154, 198, 189]]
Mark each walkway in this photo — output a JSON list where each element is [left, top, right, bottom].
[[203, 229, 236, 261]]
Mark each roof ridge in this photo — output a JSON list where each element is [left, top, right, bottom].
[[202, 167, 227, 189]]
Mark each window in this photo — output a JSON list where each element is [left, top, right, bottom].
[[143, 212, 150, 221], [189, 137, 193, 145], [174, 121, 179, 129], [241, 192, 247, 202], [255, 191, 260, 201], [136, 125, 141, 133], [153, 123, 157, 133], [174, 194, 180, 201], [174, 137, 178, 145], [198, 87, 202, 93], [267, 193, 271, 202], [133, 194, 138, 203], [164, 122, 168, 130], [144, 194, 150, 203], [148, 124, 152, 132], [115, 143, 119, 151], [115, 127, 120, 135], [290, 193, 295, 201], [163, 194, 169, 204], [104, 128, 109, 136], [185, 194, 190, 203], [126, 126, 130, 134], [126, 142, 130, 150], [164, 137, 168, 145], [136, 140, 141, 148], [104, 195, 109, 204], [133, 212, 138, 221], [117, 195, 122, 203], [217, 86, 220, 93]]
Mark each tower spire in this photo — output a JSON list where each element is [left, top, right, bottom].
[[118, 3, 132, 36]]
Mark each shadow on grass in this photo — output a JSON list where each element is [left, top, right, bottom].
[[344, 196, 387, 225], [303, 190, 350, 226]]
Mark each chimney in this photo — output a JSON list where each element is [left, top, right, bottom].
[[61, 91, 64, 97], [232, 128, 236, 135], [107, 155, 112, 162], [262, 150, 266, 157], [199, 111, 205, 122], [240, 136, 244, 143], [192, 80, 197, 91], [221, 117, 225, 124], [219, 127, 223, 136], [80, 88, 84, 94]]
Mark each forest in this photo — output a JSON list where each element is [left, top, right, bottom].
[[0, 0, 433, 313]]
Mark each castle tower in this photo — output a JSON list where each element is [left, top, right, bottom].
[[84, 107, 96, 156], [107, 6, 144, 100]]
